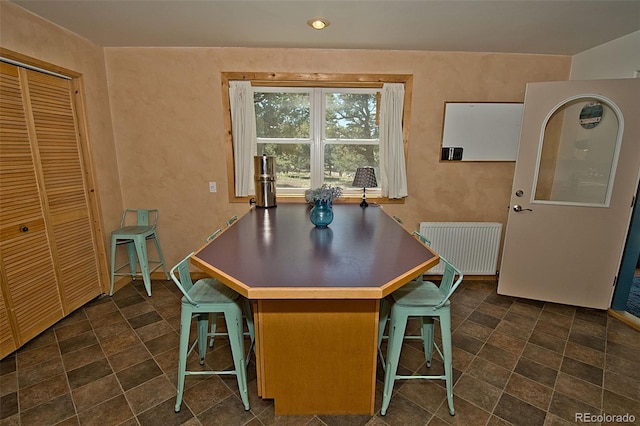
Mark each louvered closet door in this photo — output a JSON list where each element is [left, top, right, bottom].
[[25, 69, 101, 313], [0, 284, 16, 359], [0, 62, 64, 350]]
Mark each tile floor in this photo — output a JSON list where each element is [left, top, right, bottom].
[[1, 278, 639, 426]]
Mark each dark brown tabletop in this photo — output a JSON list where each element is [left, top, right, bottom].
[[191, 204, 439, 299]]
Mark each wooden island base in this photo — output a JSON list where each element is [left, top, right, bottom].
[[255, 299, 379, 415]]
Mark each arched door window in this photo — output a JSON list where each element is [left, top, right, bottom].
[[533, 96, 623, 207]]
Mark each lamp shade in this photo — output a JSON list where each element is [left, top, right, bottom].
[[352, 167, 377, 188]]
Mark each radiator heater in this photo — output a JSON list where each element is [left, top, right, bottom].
[[418, 222, 502, 275]]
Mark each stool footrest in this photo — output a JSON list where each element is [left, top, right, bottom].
[[395, 374, 446, 380], [184, 370, 238, 376], [113, 261, 165, 275]]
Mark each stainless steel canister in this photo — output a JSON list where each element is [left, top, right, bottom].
[[254, 155, 277, 208]]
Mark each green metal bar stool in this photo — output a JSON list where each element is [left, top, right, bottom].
[[380, 256, 463, 417], [204, 229, 255, 354], [378, 231, 433, 366], [170, 253, 250, 413], [109, 209, 169, 297]]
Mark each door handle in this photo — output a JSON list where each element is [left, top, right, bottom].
[[513, 205, 533, 212]]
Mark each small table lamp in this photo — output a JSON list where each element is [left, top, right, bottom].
[[352, 167, 377, 208]]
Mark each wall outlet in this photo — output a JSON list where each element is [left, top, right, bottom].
[[209, 182, 217, 193]]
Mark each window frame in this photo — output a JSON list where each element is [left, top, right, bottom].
[[221, 72, 413, 204], [255, 86, 382, 197]]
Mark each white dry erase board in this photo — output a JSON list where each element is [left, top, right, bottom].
[[441, 103, 524, 161]]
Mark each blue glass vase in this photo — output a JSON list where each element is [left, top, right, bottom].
[[309, 199, 334, 228]]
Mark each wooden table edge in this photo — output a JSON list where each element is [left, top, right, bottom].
[[190, 254, 440, 300]]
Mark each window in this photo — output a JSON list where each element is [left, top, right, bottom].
[[221, 72, 413, 203], [255, 87, 380, 196], [534, 97, 621, 206]]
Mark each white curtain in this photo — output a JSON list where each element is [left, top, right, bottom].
[[229, 81, 257, 196], [379, 83, 408, 198]]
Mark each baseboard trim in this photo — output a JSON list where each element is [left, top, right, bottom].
[[608, 309, 640, 331]]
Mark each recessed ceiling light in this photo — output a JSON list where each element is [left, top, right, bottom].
[[307, 18, 330, 30]]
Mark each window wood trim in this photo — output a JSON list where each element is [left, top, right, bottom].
[[221, 72, 413, 204]]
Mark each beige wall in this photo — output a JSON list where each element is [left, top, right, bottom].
[[2, 1, 571, 272], [104, 48, 570, 265]]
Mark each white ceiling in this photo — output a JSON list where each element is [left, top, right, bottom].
[[11, 0, 640, 55]]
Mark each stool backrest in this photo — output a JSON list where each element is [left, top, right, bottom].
[[412, 231, 432, 247], [435, 257, 463, 309], [411, 231, 432, 281], [226, 216, 238, 227], [206, 228, 222, 242], [170, 252, 198, 306], [120, 209, 159, 228]]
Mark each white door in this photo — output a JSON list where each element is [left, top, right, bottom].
[[498, 79, 640, 309]]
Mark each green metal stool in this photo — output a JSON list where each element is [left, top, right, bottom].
[[203, 229, 255, 354], [380, 256, 463, 417], [170, 253, 250, 413], [378, 231, 433, 364], [109, 209, 168, 296]]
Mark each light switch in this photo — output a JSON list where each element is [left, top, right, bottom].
[[209, 182, 217, 193]]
